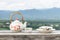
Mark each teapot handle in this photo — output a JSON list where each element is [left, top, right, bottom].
[[10, 11, 24, 23]]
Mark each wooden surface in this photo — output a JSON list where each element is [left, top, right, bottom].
[[0, 30, 59, 36], [0, 30, 59, 40]]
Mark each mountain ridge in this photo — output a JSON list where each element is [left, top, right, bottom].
[[0, 8, 60, 20]]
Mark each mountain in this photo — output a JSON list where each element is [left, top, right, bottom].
[[0, 10, 12, 20], [0, 8, 60, 20], [20, 8, 60, 20]]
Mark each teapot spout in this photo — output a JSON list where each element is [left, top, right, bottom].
[[23, 22, 27, 28]]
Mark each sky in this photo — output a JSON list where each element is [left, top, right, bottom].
[[0, 0, 60, 11]]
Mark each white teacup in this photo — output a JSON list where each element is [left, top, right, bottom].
[[24, 28, 32, 32]]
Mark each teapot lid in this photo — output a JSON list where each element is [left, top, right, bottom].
[[10, 18, 22, 26], [13, 18, 20, 23], [16, 17, 19, 20]]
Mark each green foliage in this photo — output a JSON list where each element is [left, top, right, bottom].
[[27, 20, 60, 30], [0, 20, 60, 30]]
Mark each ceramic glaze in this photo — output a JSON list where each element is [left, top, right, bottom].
[[10, 18, 27, 32]]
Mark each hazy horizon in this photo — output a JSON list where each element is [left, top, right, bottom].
[[0, 8, 60, 20]]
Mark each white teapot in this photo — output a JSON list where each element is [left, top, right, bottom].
[[10, 18, 27, 32]]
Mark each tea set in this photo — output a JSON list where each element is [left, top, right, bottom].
[[9, 11, 55, 33]]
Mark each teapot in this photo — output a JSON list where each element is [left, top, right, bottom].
[[9, 12, 27, 32]]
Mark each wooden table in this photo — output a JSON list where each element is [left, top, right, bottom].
[[0, 30, 59, 40]]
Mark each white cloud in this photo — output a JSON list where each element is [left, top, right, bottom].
[[0, 0, 60, 11], [0, 2, 7, 10]]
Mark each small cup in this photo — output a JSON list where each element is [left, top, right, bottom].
[[24, 28, 32, 32]]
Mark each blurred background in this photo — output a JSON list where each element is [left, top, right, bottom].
[[0, 8, 60, 30]]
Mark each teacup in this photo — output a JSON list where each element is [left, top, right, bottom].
[[24, 28, 32, 32]]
